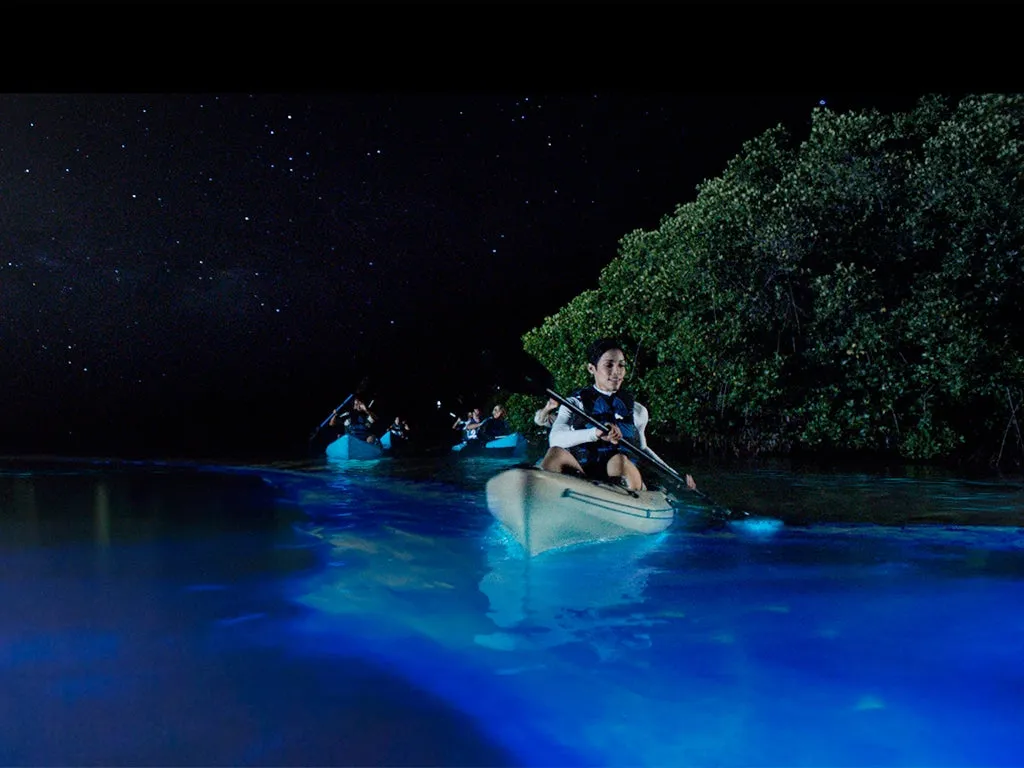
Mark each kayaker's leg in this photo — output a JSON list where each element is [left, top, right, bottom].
[[540, 446, 585, 476], [606, 454, 644, 490]]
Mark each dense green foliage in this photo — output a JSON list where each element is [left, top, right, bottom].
[[512, 94, 1024, 468]]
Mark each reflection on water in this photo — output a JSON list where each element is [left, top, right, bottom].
[[94, 482, 111, 548], [260, 452, 1024, 528], [9, 476, 39, 545], [1, 454, 1023, 766], [0, 460, 522, 766], [697, 464, 1024, 527], [475, 529, 670, 656]]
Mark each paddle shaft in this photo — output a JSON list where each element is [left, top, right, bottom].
[[543, 387, 719, 507], [315, 394, 354, 433]]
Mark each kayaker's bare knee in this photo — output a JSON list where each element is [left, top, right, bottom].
[[541, 446, 582, 476], [607, 454, 643, 491]]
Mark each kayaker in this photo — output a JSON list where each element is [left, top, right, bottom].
[[460, 407, 484, 441], [534, 397, 559, 428], [388, 416, 410, 440], [539, 338, 697, 492], [333, 396, 378, 444], [473, 404, 511, 441]]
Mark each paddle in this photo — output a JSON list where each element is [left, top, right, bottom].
[[447, 408, 468, 430], [488, 349, 740, 518], [310, 393, 354, 441]]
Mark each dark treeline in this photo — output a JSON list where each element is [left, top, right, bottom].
[[506, 94, 1024, 471]]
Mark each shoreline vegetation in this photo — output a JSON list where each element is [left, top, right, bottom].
[[506, 94, 1024, 475], [514, 426, 1022, 481]]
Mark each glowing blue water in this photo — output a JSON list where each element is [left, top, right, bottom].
[[1, 456, 1022, 766]]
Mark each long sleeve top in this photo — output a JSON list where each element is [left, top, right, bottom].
[[548, 389, 669, 467], [534, 408, 557, 427]]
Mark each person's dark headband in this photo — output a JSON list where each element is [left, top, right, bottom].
[[587, 338, 625, 365]]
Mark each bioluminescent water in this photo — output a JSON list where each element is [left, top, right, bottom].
[[1, 454, 1022, 767]]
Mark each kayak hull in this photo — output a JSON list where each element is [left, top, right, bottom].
[[452, 432, 529, 458], [325, 434, 385, 461], [485, 466, 675, 556]]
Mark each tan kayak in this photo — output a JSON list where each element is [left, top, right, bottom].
[[485, 465, 676, 557]]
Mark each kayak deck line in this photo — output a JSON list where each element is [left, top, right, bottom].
[[560, 488, 673, 520], [486, 466, 676, 556]]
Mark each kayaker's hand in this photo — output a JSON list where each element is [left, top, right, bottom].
[[686, 474, 697, 490], [599, 423, 622, 443]]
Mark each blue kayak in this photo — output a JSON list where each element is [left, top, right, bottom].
[[452, 432, 528, 459], [325, 434, 385, 461]]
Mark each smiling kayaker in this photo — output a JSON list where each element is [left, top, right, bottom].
[[539, 337, 697, 492]]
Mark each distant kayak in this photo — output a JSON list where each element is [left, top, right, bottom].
[[325, 434, 385, 461], [452, 432, 529, 459], [485, 465, 675, 556]]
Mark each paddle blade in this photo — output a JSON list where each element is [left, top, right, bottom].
[[481, 347, 555, 397], [355, 376, 373, 399]]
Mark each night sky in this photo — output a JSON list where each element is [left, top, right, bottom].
[[1, 91, 930, 460]]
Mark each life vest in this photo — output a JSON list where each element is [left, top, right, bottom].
[[566, 386, 636, 467], [482, 418, 510, 440], [345, 413, 372, 440]]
